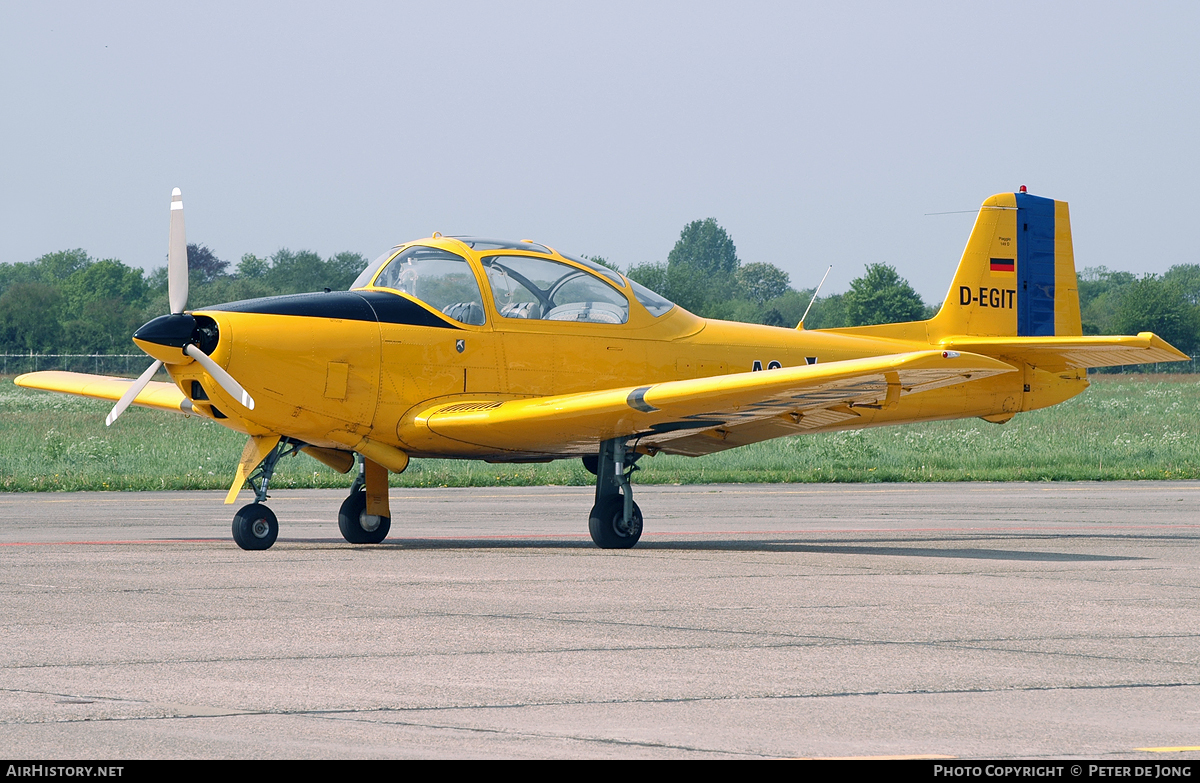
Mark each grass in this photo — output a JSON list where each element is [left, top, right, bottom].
[[2, 373, 1198, 492]]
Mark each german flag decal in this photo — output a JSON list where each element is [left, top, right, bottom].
[[990, 258, 1015, 274]]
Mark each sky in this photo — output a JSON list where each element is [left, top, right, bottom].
[[2, 1, 1198, 303]]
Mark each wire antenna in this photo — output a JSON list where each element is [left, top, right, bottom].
[[798, 265, 832, 329]]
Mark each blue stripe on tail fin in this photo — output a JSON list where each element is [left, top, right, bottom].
[[1016, 192, 1056, 336]]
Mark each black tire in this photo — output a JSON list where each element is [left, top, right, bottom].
[[588, 496, 642, 549], [232, 503, 278, 551], [338, 489, 391, 544]]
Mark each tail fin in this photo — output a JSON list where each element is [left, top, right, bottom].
[[932, 192, 1187, 376], [928, 190, 1081, 340], [816, 190, 1187, 380]]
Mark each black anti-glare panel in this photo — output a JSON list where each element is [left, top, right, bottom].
[[201, 291, 459, 329]]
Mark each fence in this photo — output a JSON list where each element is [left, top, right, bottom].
[[0, 354, 166, 378]]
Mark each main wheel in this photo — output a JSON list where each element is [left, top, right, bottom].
[[232, 503, 278, 551], [338, 489, 391, 544], [588, 496, 642, 549]]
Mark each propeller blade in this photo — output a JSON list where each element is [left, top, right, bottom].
[[168, 187, 188, 314], [184, 343, 255, 410], [105, 360, 164, 426]]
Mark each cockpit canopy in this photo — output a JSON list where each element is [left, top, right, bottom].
[[351, 237, 674, 326], [368, 246, 485, 325]]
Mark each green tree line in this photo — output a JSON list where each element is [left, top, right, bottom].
[[3, 222, 1198, 362], [620, 217, 932, 329], [0, 246, 366, 353], [1077, 265, 1200, 357]]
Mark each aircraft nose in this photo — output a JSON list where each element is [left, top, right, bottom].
[[133, 313, 198, 348], [131, 312, 220, 366]]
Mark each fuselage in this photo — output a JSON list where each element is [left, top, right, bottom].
[[147, 236, 1080, 461]]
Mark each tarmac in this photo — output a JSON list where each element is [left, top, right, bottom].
[[0, 482, 1197, 759]]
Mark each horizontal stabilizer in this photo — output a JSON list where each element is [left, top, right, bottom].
[[14, 371, 193, 415], [939, 332, 1188, 369]]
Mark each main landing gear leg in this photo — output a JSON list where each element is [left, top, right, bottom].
[[338, 454, 392, 544], [231, 437, 300, 551], [588, 438, 643, 549]]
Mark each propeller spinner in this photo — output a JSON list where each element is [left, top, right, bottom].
[[105, 189, 255, 426]]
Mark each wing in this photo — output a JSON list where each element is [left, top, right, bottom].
[[940, 332, 1188, 369], [404, 350, 1017, 457], [14, 371, 194, 416]]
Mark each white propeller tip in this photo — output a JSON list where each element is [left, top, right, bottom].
[[172, 187, 181, 196]]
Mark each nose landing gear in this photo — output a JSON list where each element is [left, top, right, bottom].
[[230, 437, 299, 551]]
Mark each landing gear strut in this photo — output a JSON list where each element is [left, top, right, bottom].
[[339, 454, 391, 544], [231, 437, 300, 551], [588, 438, 642, 549]]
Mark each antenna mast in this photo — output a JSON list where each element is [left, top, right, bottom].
[[798, 265, 832, 329]]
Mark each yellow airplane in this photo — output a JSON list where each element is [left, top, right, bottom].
[[15, 187, 1187, 550]]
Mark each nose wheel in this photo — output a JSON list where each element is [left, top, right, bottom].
[[229, 437, 299, 551], [232, 503, 278, 550]]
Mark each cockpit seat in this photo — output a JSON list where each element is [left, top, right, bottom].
[[441, 301, 485, 325], [499, 301, 542, 319], [544, 302, 625, 324]]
